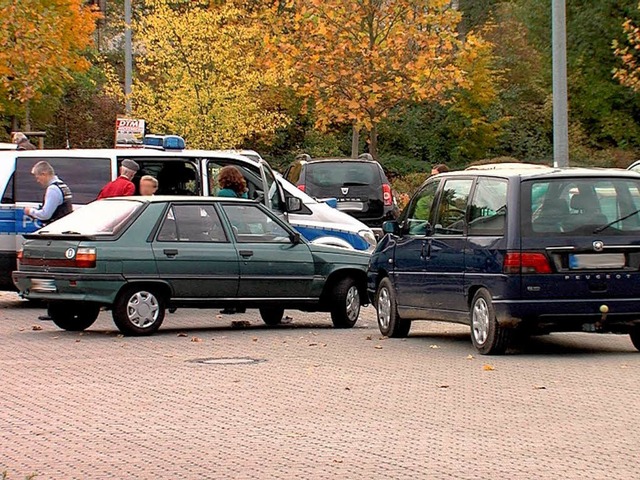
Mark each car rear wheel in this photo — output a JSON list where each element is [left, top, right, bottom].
[[48, 302, 100, 332], [113, 286, 165, 336], [331, 277, 360, 328], [629, 326, 640, 351], [259, 307, 285, 326], [470, 288, 512, 355], [375, 277, 411, 337]]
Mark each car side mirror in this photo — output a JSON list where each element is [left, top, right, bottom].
[[286, 197, 303, 212], [382, 220, 400, 236], [290, 231, 302, 244]]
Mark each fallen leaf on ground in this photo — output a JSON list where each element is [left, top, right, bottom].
[[429, 344, 440, 349], [466, 354, 474, 360], [191, 337, 203, 343], [216, 315, 223, 319], [31, 325, 42, 331], [378, 336, 388, 340], [366, 335, 373, 340], [374, 345, 383, 350], [482, 364, 495, 371], [534, 385, 546, 390], [344, 387, 351, 391], [75, 339, 81, 343], [252, 337, 258, 342], [438, 384, 450, 389], [308, 343, 318, 347], [177, 332, 188, 337]]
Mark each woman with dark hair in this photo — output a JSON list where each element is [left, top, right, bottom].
[[217, 165, 248, 198]]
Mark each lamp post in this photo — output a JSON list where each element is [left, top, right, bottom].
[[552, 0, 569, 167], [124, 0, 132, 115]]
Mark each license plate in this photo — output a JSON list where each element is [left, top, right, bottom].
[[337, 201, 364, 211], [568, 253, 625, 269], [30, 278, 57, 293]]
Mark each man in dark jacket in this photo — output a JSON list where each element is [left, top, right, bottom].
[[25, 161, 73, 225]]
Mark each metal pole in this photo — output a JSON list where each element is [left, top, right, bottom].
[[124, 0, 132, 115], [552, 0, 569, 167]]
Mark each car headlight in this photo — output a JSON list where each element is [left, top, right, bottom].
[[358, 229, 377, 249]]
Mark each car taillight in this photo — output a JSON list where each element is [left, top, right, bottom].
[[382, 184, 393, 206], [503, 252, 552, 274], [298, 184, 305, 192], [75, 247, 96, 268]]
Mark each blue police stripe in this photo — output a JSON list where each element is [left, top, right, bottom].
[[292, 224, 369, 251], [0, 207, 41, 235]]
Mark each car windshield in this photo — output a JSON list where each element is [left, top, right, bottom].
[[37, 199, 144, 236], [306, 162, 378, 188], [525, 177, 640, 235]]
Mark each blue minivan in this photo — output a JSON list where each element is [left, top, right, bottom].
[[368, 165, 640, 354]]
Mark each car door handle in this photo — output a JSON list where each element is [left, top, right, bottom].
[[239, 250, 254, 258], [163, 248, 178, 258]]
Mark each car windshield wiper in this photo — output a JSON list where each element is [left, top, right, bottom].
[[342, 181, 368, 186], [593, 208, 640, 233], [61, 230, 83, 235]]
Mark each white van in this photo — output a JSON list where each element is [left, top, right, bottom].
[[0, 149, 376, 289]]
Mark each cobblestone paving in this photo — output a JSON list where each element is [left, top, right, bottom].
[[1, 291, 640, 479]]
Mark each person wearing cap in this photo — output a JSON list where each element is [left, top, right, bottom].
[[97, 159, 140, 199], [12, 132, 37, 150]]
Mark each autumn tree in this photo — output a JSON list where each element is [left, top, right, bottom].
[[614, 9, 640, 94], [0, 0, 98, 132], [267, 0, 467, 159], [132, 0, 289, 149]]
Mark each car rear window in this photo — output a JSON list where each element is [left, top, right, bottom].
[[37, 199, 144, 236], [306, 162, 379, 189], [524, 178, 640, 235]]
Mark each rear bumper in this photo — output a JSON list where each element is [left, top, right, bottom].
[[494, 298, 640, 330], [12, 271, 124, 305]]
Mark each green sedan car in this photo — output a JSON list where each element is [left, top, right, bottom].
[[12, 197, 370, 335]]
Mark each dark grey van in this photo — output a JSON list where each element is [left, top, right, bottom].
[[368, 165, 640, 354]]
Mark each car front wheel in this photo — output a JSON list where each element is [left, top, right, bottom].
[[331, 277, 360, 328], [470, 288, 512, 355], [48, 302, 100, 332], [113, 286, 166, 336], [375, 277, 411, 337], [259, 307, 285, 326]]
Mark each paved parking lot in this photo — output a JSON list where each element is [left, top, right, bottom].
[[1, 291, 640, 479]]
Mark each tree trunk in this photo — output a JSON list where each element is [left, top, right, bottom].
[[368, 123, 379, 160], [351, 124, 359, 158]]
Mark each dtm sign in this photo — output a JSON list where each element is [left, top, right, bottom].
[[115, 118, 145, 148]]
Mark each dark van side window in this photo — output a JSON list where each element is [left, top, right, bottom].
[[468, 178, 508, 236], [15, 157, 111, 204], [434, 179, 473, 235], [526, 178, 640, 235], [404, 180, 439, 235], [127, 159, 200, 196]]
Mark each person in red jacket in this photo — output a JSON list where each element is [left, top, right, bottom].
[[97, 159, 140, 199]]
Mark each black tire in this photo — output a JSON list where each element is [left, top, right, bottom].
[[375, 277, 411, 337], [629, 326, 640, 351], [330, 277, 361, 328], [260, 306, 285, 326], [112, 285, 166, 336], [48, 302, 100, 332], [469, 288, 512, 355]]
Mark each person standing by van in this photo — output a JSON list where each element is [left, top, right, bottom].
[[25, 161, 73, 225], [97, 159, 139, 199], [12, 132, 37, 150], [217, 165, 248, 198], [139, 175, 158, 195]]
